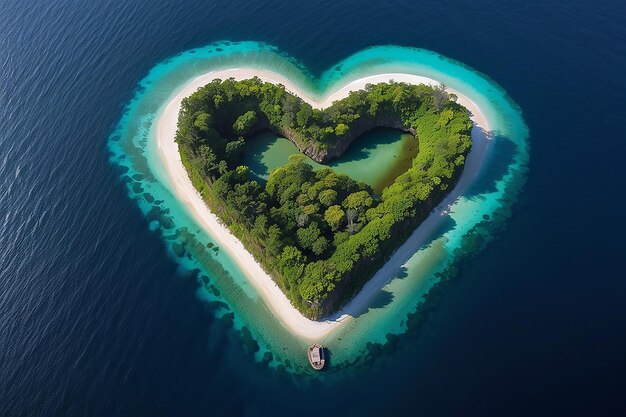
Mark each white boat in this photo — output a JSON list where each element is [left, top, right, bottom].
[[307, 343, 326, 370]]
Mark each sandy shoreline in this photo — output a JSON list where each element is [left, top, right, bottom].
[[156, 68, 491, 340]]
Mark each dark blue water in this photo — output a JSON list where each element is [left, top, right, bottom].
[[1, 0, 625, 416]]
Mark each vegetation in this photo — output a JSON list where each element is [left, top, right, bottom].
[[175, 77, 472, 319]]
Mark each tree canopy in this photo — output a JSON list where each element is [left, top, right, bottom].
[[175, 77, 472, 319]]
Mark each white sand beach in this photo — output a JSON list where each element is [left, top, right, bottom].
[[156, 68, 491, 340]]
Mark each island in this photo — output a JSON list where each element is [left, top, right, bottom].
[[172, 76, 472, 320]]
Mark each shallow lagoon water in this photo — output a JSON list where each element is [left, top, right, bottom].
[[244, 128, 417, 192], [107, 41, 528, 374]]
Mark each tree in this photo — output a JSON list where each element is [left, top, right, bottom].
[[228, 181, 267, 223], [296, 105, 312, 127], [265, 225, 283, 257], [297, 223, 321, 250], [324, 205, 346, 231], [432, 83, 448, 114], [299, 261, 337, 302], [225, 137, 245, 158], [320, 126, 335, 139], [235, 165, 250, 179], [280, 245, 305, 268], [311, 236, 329, 256], [335, 123, 349, 136], [197, 145, 218, 182], [217, 160, 228, 176], [213, 94, 224, 108], [252, 214, 268, 238], [233, 110, 258, 135], [194, 112, 211, 131], [343, 191, 374, 213], [318, 189, 338, 207], [296, 212, 308, 227], [346, 208, 357, 234], [279, 245, 306, 287]]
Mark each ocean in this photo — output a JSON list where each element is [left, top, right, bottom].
[[1, 0, 625, 416]]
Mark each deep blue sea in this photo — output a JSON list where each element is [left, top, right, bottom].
[[1, 0, 625, 416]]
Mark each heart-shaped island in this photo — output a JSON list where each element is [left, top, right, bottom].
[[112, 42, 528, 366], [173, 77, 472, 320]]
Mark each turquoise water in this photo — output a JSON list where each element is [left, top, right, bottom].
[[244, 128, 417, 192], [107, 41, 529, 374]]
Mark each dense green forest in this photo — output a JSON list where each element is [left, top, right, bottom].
[[175, 77, 472, 319]]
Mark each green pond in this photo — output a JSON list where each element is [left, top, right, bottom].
[[243, 128, 417, 193]]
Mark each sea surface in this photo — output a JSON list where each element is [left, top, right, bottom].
[[1, 0, 625, 416], [106, 40, 529, 374]]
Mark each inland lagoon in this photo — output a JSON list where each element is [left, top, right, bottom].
[[244, 128, 418, 194]]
